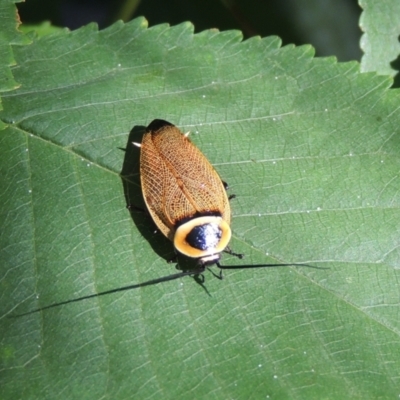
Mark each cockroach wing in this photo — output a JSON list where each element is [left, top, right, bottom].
[[140, 121, 230, 241]]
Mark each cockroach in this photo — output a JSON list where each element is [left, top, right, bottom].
[[137, 119, 233, 268], [14, 119, 322, 316]]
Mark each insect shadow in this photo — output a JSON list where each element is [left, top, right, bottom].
[[120, 124, 175, 264], [11, 125, 208, 317], [120, 124, 203, 279]]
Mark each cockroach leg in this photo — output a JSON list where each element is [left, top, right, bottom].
[[224, 247, 244, 259]]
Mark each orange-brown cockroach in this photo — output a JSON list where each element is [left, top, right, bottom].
[[136, 119, 233, 267]]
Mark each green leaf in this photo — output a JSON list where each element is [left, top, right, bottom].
[[0, 0, 29, 126], [19, 21, 66, 37], [360, 0, 400, 77], [1, 15, 400, 400]]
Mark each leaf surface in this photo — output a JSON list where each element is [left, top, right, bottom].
[[360, 0, 400, 77], [1, 16, 400, 400]]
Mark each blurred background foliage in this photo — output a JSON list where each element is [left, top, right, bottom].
[[17, 0, 362, 61]]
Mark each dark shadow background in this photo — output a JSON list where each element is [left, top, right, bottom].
[[18, 0, 362, 61]]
